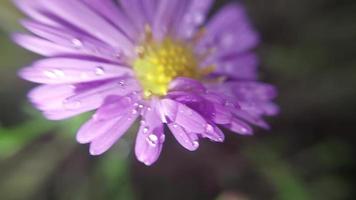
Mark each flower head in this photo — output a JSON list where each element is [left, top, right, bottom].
[[14, 0, 278, 165]]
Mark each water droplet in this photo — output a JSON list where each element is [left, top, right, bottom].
[[113, 50, 123, 58], [132, 109, 138, 115], [140, 120, 146, 125], [54, 69, 65, 77], [143, 127, 149, 133], [71, 38, 83, 48], [172, 123, 179, 128], [217, 136, 224, 142], [44, 69, 64, 79], [138, 104, 144, 109], [147, 134, 158, 146], [118, 80, 126, 87], [193, 141, 199, 147], [44, 70, 57, 79], [240, 127, 249, 134], [205, 124, 214, 133], [95, 66, 105, 75]]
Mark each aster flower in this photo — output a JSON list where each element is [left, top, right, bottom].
[[14, 0, 278, 165]]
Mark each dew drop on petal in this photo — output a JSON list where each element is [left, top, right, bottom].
[[44, 70, 57, 79], [193, 141, 199, 147], [95, 66, 105, 75], [54, 69, 65, 77], [147, 134, 158, 147], [118, 80, 126, 87], [71, 38, 83, 49], [172, 123, 179, 128], [143, 127, 149, 133], [132, 109, 138, 115]]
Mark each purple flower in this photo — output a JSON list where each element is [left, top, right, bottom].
[[14, 0, 278, 165]]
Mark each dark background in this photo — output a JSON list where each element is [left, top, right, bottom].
[[0, 0, 355, 199]]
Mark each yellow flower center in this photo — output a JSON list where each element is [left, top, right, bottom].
[[133, 37, 212, 98]]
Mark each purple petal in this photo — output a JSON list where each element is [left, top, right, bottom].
[[169, 77, 206, 93], [153, 0, 188, 40], [21, 20, 121, 60], [226, 118, 253, 135], [77, 95, 139, 144], [161, 99, 207, 133], [28, 84, 74, 111], [140, 0, 159, 25], [120, 0, 147, 32], [19, 57, 133, 84], [81, 0, 138, 40], [13, 0, 58, 26], [28, 78, 140, 120], [39, 0, 134, 57], [89, 111, 139, 156], [135, 100, 165, 165], [197, 3, 259, 57], [214, 53, 259, 80], [167, 123, 199, 151], [12, 34, 77, 56], [161, 99, 216, 150], [76, 117, 119, 144], [177, 0, 215, 39]]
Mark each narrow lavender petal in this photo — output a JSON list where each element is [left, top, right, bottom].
[[197, 3, 259, 58], [161, 99, 207, 134], [135, 100, 165, 166], [13, 0, 58, 26], [93, 95, 140, 121], [77, 95, 139, 144], [76, 117, 119, 144], [62, 78, 140, 115], [19, 57, 133, 84], [81, 0, 138, 40], [159, 98, 226, 149], [153, 0, 187, 40], [39, 0, 134, 57], [89, 111, 139, 156], [12, 34, 77, 56], [28, 84, 75, 111], [167, 123, 199, 151], [28, 78, 140, 120], [177, 0, 215, 39], [225, 118, 253, 135], [239, 102, 280, 116], [120, 0, 147, 32], [21, 20, 121, 60], [233, 110, 270, 129], [213, 53, 259, 80], [203, 124, 225, 142], [140, 0, 159, 25], [231, 82, 278, 101]]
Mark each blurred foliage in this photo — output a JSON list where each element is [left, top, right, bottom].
[[0, 0, 355, 200]]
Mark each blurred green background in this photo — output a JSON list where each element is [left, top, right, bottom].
[[0, 0, 355, 199]]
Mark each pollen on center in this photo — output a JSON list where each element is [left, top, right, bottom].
[[133, 37, 203, 98]]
